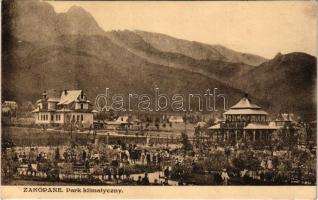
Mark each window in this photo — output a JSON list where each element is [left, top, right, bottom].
[[38, 115, 39, 120], [81, 115, 83, 121], [77, 115, 80, 121], [81, 103, 84, 109], [251, 116, 255, 122]]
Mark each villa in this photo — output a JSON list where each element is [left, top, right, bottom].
[[32, 90, 97, 127]]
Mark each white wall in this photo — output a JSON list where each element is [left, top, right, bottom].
[[35, 112, 66, 124], [35, 111, 93, 126], [35, 112, 52, 124]]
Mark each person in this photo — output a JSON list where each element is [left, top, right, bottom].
[[221, 169, 230, 185], [164, 167, 170, 178], [163, 178, 169, 186], [85, 159, 90, 172], [153, 179, 160, 185], [118, 167, 124, 180], [214, 172, 223, 185], [141, 151, 145, 164], [26, 162, 32, 176], [141, 173, 150, 185], [137, 176, 142, 185], [146, 153, 151, 165], [267, 159, 273, 170], [107, 167, 112, 181], [82, 150, 87, 161], [22, 152, 27, 163], [261, 159, 266, 169]]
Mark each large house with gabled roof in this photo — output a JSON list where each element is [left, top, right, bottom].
[[32, 89, 97, 127]]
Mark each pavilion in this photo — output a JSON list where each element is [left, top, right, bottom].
[[208, 94, 279, 144]]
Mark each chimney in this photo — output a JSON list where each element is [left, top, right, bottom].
[[42, 90, 47, 99]]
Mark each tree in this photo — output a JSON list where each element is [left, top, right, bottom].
[[181, 132, 192, 154], [194, 126, 201, 148], [231, 157, 245, 172], [224, 147, 231, 164], [55, 147, 61, 161]]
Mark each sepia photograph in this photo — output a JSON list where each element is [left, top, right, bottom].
[[1, 0, 317, 196]]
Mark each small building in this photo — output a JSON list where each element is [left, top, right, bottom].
[[2, 101, 18, 115], [275, 113, 293, 127], [208, 94, 278, 144], [32, 90, 97, 127], [168, 116, 184, 123], [2, 101, 18, 110], [104, 115, 133, 130]]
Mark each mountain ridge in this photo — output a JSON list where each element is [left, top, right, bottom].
[[134, 30, 268, 66], [1, 0, 316, 119]]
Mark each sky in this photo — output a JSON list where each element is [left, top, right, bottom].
[[47, 1, 317, 58]]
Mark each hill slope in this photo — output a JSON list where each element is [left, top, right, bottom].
[[232, 52, 316, 119]]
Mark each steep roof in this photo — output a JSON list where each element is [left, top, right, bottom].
[[230, 97, 261, 109], [58, 90, 82, 105], [224, 96, 268, 115], [275, 113, 293, 122], [208, 123, 221, 129]]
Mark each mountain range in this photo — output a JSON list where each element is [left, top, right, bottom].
[[2, 0, 316, 119]]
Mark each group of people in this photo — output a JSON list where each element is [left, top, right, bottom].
[[1, 136, 316, 186]]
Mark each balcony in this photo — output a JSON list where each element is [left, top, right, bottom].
[[220, 122, 246, 129]]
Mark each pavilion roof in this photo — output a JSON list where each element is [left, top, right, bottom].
[[230, 97, 261, 109], [224, 108, 268, 115], [244, 123, 278, 130]]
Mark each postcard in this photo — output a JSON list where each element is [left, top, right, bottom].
[[1, 0, 316, 199]]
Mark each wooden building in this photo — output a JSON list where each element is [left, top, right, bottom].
[[208, 95, 278, 144]]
